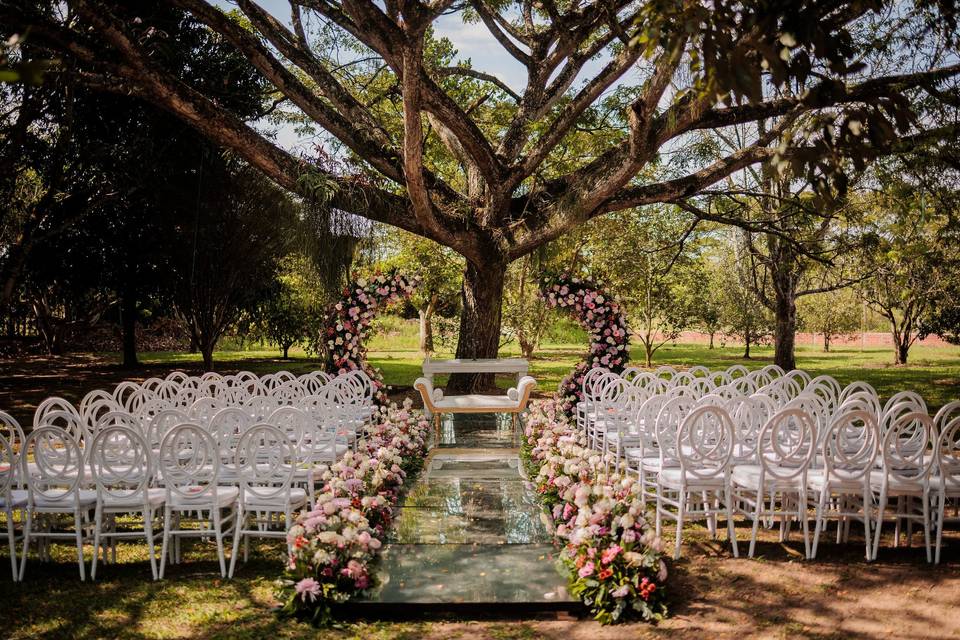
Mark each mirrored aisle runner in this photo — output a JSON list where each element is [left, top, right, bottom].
[[361, 413, 573, 608]]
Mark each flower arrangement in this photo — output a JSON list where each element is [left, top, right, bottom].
[[539, 275, 629, 416], [277, 399, 431, 625], [321, 272, 417, 405], [522, 399, 668, 624]]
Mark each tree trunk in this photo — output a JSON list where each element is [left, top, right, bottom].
[[708, 332, 714, 349], [743, 332, 751, 359], [201, 343, 215, 371], [283, 342, 291, 359], [120, 291, 139, 368], [895, 341, 909, 365], [418, 294, 436, 354], [823, 334, 830, 352], [448, 258, 506, 392], [772, 273, 798, 371]]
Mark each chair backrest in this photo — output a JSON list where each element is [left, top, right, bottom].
[[158, 423, 219, 500], [189, 397, 224, 424], [755, 408, 818, 481], [655, 394, 697, 466], [35, 408, 86, 453], [687, 365, 711, 379], [165, 371, 191, 385], [34, 396, 81, 428], [676, 405, 735, 480], [761, 364, 785, 379], [581, 367, 611, 401], [268, 406, 310, 449], [936, 416, 960, 490], [726, 364, 750, 379], [837, 390, 882, 420], [235, 423, 297, 503], [209, 407, 251, 475], [80, 390, 120, 428], [881, 399, 925, 437], [94, 411, 142, 438], [0, 433, 16, 499], [880, 411, 936, 484], [934, 401, 960, 437], [174, 386, 199, 409], [728, 394, 777, 464], [22, 426, 84, 503], [710, 371, 733, 388], [148, 409, 191, 449], [244, 395, 281, 423], [669, 371, 696, 390], [0, 410, 25, 456], [90, 425, 152, 501], [839, 381, 878, 407], [882, 390, 926, 421], [271, 380, 305, 406], [113, 381, 141, 409], [654, 365, 677, 381], [820, 409, 880, 482]]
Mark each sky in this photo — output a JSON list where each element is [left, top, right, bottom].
[[215, 0, 621, 152]]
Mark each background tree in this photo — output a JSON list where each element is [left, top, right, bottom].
[[169, 153, 298, 371], [256, 254, 326, 359], [715, 233, 774, 358], [588, 206, 698, 366], [379, 231, 462, 354], [798, 286, 862, 352], [13, 0, 960, 389]]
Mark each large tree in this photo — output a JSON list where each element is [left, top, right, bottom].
[[7, 0, 960, 388]]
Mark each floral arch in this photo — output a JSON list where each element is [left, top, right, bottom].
[[322, 272, 417, 405], [539, 274, 630, 415]]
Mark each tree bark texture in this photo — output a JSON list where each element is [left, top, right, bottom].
[[448, 258, 507, 392]]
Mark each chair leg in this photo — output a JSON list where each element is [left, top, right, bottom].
[[91, 504, 103, 581], [212, 507, 226, 579], [811, 488, 828, 560], [674, 489, 685, 561], [799, 490, 811, 560], [229, 506, 243, 579], [922, 492, 932, 564], [74, 510, 86, 581], [935, 491, 946, 565], [18, 509, 32, 581], [159, 506, 171, 579], [872, 490, 888, 562], [145, 507, 158, 581], [725, 485, 739, 558], [749, 487, 763, 558], [6, 509, 17, 582]]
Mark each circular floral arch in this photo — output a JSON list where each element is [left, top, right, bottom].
[[539, 274, 630, 415], [322, 272, 417, 404]]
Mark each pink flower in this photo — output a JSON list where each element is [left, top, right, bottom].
[[578, 561, 595, 578], [611, 584, 630, 598], [295, 577, 322, 602], [601, 545, 621, 565]]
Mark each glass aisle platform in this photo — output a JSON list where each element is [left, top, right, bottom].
[[356, 413, 575, 610]]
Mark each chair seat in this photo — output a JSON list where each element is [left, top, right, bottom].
[[168, 485, 239, 508], [0, 489, 27, 509], [101, 488, 166, 509], [658, 468, 726, 488], [242, 487, 308, 508], [868, 470, 930, 494], [30, 489, 98, 508], [806, 469, 870, 492], [432, 394, 524, 411], [731, 464, 806, 489]]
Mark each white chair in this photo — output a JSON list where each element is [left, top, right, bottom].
[[934, 416, 960, 564], [732, 408, 818, 558], [934, 401, 960, 437], [89, 425, 165, 580], [158, 423, 238, 579], [656, 404, 739, 559], [808, 410, 880, 560], [188, 397, 224, 425], [209, 408, 251, 485], [19, 426, 95, 580], [0, 433, 24, 581], [228, 424, 307, 578], [870, 411, 937, 562]]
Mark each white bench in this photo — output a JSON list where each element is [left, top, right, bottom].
[[421, 357, 529, 385], [414, 376, 537, 428]]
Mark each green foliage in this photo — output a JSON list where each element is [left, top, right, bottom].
[[255, 254, 326, 357], [799, 287, 862, 351]]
